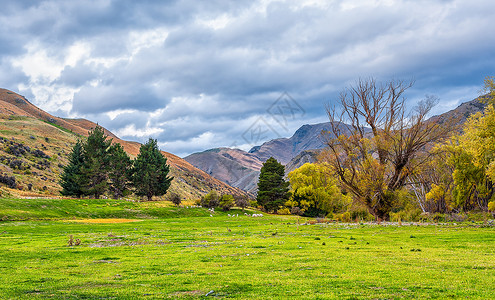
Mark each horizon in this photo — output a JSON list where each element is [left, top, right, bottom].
[[1, 1, 494, 157]]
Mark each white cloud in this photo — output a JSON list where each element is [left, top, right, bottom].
[[115, 123, 164, 139]]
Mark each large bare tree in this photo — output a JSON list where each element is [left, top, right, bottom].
[[322, 78, 451, 220]]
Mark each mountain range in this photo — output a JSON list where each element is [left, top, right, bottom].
[[185, 95, 489, 194], [0, 88, 247, 199], [1, 86, 488, 198]]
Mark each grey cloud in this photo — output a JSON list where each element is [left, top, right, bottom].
[[1, 0, 495, 156], [72, 84, 167, 114], [57, 64, 97, 87]]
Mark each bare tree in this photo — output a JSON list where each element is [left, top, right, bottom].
[[322, 78, 451, 220]]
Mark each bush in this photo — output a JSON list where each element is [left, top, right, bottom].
[[219, 194, 234, 211], [334, 212, 351, 222], [32, 149, 50, 159], [249, 200, 258, 208], [488, 201, 495, 212], [0, 174, 16, 189], [390, 208, 423, 222], [234, 195, 250, 211], [168, 193, 182, 206], [290, 206, 303, 216], [277, 207, 291, 215], [201, 191, 219, 208], [350, 207, 374, 222]]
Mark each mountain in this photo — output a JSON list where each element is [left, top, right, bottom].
[[247, 122, 335, 165], [185, 148, 263, 194], [185, 122, 339, 193], [186, 95, 491, 194], [0, 88, 247, 199], [428, 94, 489, 126]]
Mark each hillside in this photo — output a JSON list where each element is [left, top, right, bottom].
[[428, 94, 489, 126], [185, 148, 263, 194], [0, 88, 247, 199]]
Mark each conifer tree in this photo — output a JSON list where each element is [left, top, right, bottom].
[[108, 143, 132, 199], [82, 125, 112, 199], [257, 157, 290, 212], [60, 140, 86, 197], [131, 138, 173, 201]]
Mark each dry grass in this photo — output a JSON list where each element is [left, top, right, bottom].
[[68, 218, 142, 224]]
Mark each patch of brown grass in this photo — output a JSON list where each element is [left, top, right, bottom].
[[69, 218, 142, 224]]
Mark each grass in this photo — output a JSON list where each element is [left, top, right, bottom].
[[1, 198, 494, 299]]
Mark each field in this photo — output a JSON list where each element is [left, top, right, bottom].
[[1, 198, 494, 299]]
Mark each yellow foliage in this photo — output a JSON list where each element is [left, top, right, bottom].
[[287, 163, 351, 215]]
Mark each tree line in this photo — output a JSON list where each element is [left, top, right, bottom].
[[256, 76, 495, 221], [60, 126, 172, 201]]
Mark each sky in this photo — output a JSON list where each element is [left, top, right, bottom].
[[1, 0, 494, 157]]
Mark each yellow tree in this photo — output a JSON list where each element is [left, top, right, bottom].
[[323, 78, 451, 220], [435, 76, 495, 212], [287, 163, 351, 217]]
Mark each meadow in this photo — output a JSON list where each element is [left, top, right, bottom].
[[0, 198, 494, 299]]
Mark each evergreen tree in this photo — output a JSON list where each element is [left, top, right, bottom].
[[257, 157, 290, 212], [108, 143, 132, 199], [131, 138, 173, 201], [60, 140, 86, 197], [82, 125, 112, 199]]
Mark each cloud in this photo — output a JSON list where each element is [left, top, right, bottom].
[[1, 0, 494, 156]]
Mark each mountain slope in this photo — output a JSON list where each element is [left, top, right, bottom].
[[185, 148, 263, 194], [247, 122, 335, 165], [0, 88, 246, 199]]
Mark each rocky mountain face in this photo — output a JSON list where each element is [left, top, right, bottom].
[[247, 122, 334, 165], [428, 94, 489, 127], [184, 148, 263, 194], [186, 95, 491, 194], [0, 88, 247, 199]]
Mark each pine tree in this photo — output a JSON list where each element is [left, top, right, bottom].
[[108, 143, 132, 199], [257, 157, 290, 212], [81, 125, 112, 199], [131, 138, 173, 201], [60, 140, 86, 197]]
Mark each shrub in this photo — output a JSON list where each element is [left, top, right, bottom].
[[488, 201, 495, 212], [234, 195, 250, 211], [277, 207, 291, 215], [201, 191, 219, 208], [249, 200, 258, 208], [168, 193, 182, 206], [334, 211, 351, 222], [219, 194, 234, 211], [32, 149, 50, 159], [0, 174, 16, 189], [290, 206, 303, 216]]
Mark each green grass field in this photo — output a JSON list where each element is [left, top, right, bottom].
[[1, 198, 494, 299]]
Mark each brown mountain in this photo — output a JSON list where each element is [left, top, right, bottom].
[[0, 88, 247, 199], [428, 94, 489, 126], [185, 148, 263, 194], [185, 122, 340, 193]]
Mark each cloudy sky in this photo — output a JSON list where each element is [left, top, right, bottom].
[[1, 0, 494, 157]]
